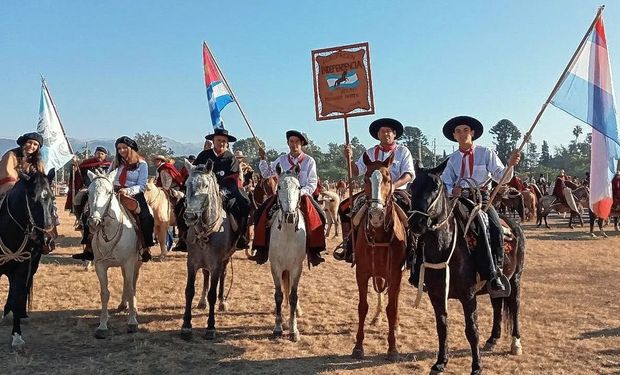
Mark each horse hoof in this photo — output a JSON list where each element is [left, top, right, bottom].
[[127, 324, 138, 334], [218, 302, 228, 312], [590, 233, 596, 238], [511, 338, 523, 355], [351, 347, 364, 359], [289, 331, 300, 342], [94, 329, 108, 339], [197, 301, 207, 310], [271, 330, 283, 340], [180, 328, 192, 341], [387, 350, 399, 362], [482, 341, 496, 351], [429, 369, 444, 375], [603, 233, 609, 238], [10, 333, 25, 352], [204, 329, 216, 340]]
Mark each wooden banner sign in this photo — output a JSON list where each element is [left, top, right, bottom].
[[311, 42, 375, 121]]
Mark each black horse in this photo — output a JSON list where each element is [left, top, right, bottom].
[[409, 162, 525, 375], [0, 169, 55, 350]]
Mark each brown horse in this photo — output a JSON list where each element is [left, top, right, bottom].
[[247, 175, 277, 252], [409, 162, 525, 375], [351, 152, 407, 361]]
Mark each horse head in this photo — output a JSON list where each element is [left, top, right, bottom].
[[184, 159, 221, 226], [13, 168, 56, 235], [275, 163, 301, 224], [408, 159, 449, 235], [86, 169, 117, 229], [362, 152, 394, 228]]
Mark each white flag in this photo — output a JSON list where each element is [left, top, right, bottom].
[[37, 82, 72, 173]]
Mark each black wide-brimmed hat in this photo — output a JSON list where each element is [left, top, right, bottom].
[[286, 130, 308, 146], [369, 118, 404, 140], [17, 132, 43, 147], [115, 136, 139, 151], [205, 128, 237, 142], [95, 146, 108, 154], [442, 116, 484, 142]]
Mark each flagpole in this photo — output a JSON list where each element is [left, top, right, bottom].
[[40, 76, 74, 154], [344, 115, 356, 262], [485, 5, 605, 210], [203, 42, 262, 150]]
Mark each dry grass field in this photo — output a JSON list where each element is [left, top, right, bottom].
[[1, 196, 619, 374]]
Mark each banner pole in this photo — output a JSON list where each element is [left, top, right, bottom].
[[343, 115, 356, 258]]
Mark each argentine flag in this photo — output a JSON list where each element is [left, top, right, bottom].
[[326, 70, 360, 91]]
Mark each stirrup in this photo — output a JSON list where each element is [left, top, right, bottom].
[[333, 242, 347, 261]]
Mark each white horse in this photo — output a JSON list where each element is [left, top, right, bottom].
[[269, 165, 306, 341], [87, 169, 141, 339]]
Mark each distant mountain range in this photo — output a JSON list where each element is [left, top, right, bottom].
[[0, 136, 204, 158]]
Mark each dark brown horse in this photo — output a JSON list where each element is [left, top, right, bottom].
[[409, 162, 525, 375], [351, 152, 408, 361]]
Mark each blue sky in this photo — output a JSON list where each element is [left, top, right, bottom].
[[2, 1, 618, 156]]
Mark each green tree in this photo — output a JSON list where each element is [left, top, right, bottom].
[[572, 125, 583, 143], [401, 126, 428, 164], [539, 140, 551, 166], [134, 131, 174, 160], [489, 119, 521, 164]]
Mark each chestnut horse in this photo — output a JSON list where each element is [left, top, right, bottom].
[[351, 152, 407, 361]]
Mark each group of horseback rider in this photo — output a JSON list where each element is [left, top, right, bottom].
[[1, 114, 523, 297]]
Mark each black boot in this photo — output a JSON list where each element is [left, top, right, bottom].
[[334, 221, 353, 263], [72, 243, 94, 261], [171, 229, 187, 252], [235, 216, 250, 249], [308, 249, 325, 267], [141, 248, 152, 263], [248, 247, 269, 264]]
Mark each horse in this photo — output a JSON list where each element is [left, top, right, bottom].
[[589, 207, 620, 237], [409, 162, 525, 375], [351, 152, 408, 361], [521, 187, 538, 222], [336, 180, 347, 200], [181, 160, 235, 340], [493, 186, 525, 221], [144, 181, 176, 260], [319, 190, 341, 238], [267, 165, 306, 341], [86, 169, 142, 339], [0, 169, 55, 350], [537, 186, 589, 229]]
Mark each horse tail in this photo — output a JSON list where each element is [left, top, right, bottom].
[[282, 270, 290, 307], [502, 297, 513, 338]]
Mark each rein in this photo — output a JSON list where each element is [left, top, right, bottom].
[[275, 180, 301, 231], [89, 176, 126, 261], [186, 173, 224, 243]]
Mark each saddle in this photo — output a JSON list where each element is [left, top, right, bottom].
[[118, 194, 145, 249]]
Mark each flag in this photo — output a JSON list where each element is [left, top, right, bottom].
[[550, 14, 620, 219], [203, 42, 233, 130], [37, 81, 73, 173]]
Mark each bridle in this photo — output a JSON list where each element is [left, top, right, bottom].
[[88, 175, 124, 247], [185, 172, 224, 242], [275, 177, 301, 231]]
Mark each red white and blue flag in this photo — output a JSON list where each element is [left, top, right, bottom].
[[203, 42, 233, 129], [551, 14, 620, 219]]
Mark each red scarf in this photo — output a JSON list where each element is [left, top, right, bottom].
[[287, 152, 305, 171], [459, 147, 474, 178], [119, 164, 129, 187], [374, 143, 397, 160], [156, 162, 185, 187]]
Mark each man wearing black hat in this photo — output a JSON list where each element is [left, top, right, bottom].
[[192, 129, 251, 249], [435, 115, 520, 298], [250, 130, 327, 266], [0, 132, 45, 196], [335, 118, 415, 263], [70, 146, 113, 260]]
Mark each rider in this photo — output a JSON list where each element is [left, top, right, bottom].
[[110, 136, 155, 262], [179, 155, 196, 184], [192, 128, 251, 250], [234, 150, 255, 189], [335, 118, 415, 263], [0, 132, 45, 197], [71, 146, 113, 261], [553, 170, 568, 204], [436, 115, 520, 297], [537, 173, 548, 195], [152, 155, 185, 199], [249, 130, 327, 266]]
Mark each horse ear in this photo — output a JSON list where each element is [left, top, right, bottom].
[[384, 152, 395, 167], [293, 164, 300, 175], [19, 172, 31, 182], [362, 152, 371, 166], [107, 168, 118, 181], [47, 168, 56, 184], [184, 158, 193, 172], [275, 163, 282, 176], [87, 170, 97, 182], [205, 159, 214, 173], [429, 158, 449, 176]]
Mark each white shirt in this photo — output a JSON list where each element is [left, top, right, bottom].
[[259, 153, 318, 196], [111, 160, 148, 196], [440, 145, 512, 193], [355, 144, 415, 190]]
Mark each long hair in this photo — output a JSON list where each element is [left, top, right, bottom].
[[112, 147, 143, 171], [11, 146, 44, 174]]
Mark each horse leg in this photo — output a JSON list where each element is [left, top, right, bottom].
[[599, 218, 607, 238], [568, 212, 575, 229], [218, 260, 228, 312], [544, 214, 550, 229], [288, 267, 303, 342], [158, 224, 168, 260], [386, 272, 402, 362], [615, 217, 619, 231], [508, 275, 523, 355], [94, 263, 110, 339], [483, 296, 503, 351], [271, 266, 284, 339], [122, 261, 139, 333], [197, 269, 208, 309], [461, 297, 482, 375], [117, 266, 128, 312], [429, 293, 449, 374], [370, 292, 383, 326], [334, 215, 340, 238], [205, 269, 220, 340], [9, 274, 27, 351], [352, 271, 369, 359], [181, 264, 197, 340]]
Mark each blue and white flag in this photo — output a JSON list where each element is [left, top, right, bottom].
[[326, 70, 360, 91], [37, 82, 73, 173]]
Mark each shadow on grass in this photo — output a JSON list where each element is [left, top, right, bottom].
[[576, 327, 620, 340]]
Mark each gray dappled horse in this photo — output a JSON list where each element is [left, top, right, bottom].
[[181, 160, 235, 340]]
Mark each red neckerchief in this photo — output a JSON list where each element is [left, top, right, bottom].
[[373, 143, 397, 160], [119, 163, 129, 187], [459, 146, 474, 178], [287, 152, 305, 171]]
